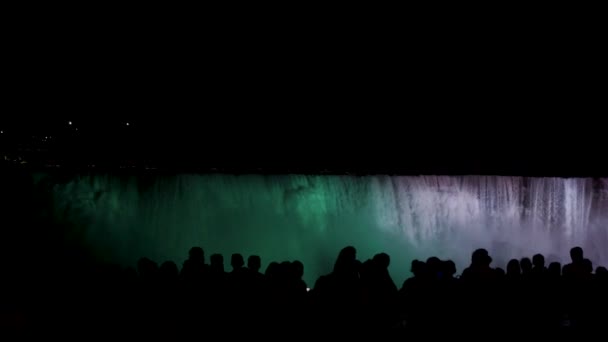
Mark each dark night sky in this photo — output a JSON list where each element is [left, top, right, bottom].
[[1, 114, 604, 176], [2, 8, 605, 176]]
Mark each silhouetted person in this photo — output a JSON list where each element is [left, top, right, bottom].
[[210, 253, 225, 273], [312, 246, 362, 332], [531, 253, 548, 291], [461, 248, 494, 282], [505, 258, 522, 295], [506, 259, 521, 278], [426, 256, 442, 280], [159, 261, 178, 281], [362, 253, 398, 330], [561, 247, 592, 329], [333, 246, 358, 279], [179, 247, 209, 332], [291, 260, 307, 295], [208, 253, 226, 293], [571, 246, 584, 262], [399, 259, 429, 330], [245, 255, 265, 300], [247, 255, 261, 273], [231, 253, 245, 271], [520, 257, 533, 277], [532, 254, 546, 275], [442, 260, 457, 280], [35, 241, 608, 333], [228, 253, 248, 299], [460, 249, 497, 330], [265, 261, 280, 278], [204, 253, 227, 330], [180, 246, 208, 284], [563, 246, 585, 279]]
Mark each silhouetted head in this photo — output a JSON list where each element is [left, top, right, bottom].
[[442, 260, 456, 277], [292, 260, 304, 279], [548, 262, 561, 277], [532, 254, 545, 268], [265, 262, 280, 278], [248, 255, 261, 272], [334, 246, 357, 274], [210, 253, 224, 271], [471, 249, 492, 267], [520, 257, 532, 274], [159, 261, 178, 279], [231, 253, 244, 269], [570, 247, 584, 263], [373, 253, 390, 269], [338, 246, 356, 261], [426, 256, 441, 275], [506, 259, 521, 277], [411, 259, 426, 277], [495, 267, 505, 278], [188, 247, 205, 263]]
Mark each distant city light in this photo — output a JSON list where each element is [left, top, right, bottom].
[[0, 130, 3, 134], [68, 121, 72, 125], [126, 122, 130, 126]]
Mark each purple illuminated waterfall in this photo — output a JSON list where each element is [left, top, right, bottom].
[[373, 176, 608, 270]]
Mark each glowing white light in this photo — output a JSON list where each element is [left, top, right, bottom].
[[0, 130, 3, 134], [68, 121, 72, 125], [126, 122, 130, 126]]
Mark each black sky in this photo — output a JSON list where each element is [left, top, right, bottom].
[[2, 8, 605, 176]]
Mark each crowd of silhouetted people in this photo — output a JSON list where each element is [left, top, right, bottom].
[[2, 245, 607, 335]]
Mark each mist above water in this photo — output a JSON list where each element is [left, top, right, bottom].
[[41, 174, 608, 285]]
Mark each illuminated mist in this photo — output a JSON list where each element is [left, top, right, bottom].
[[39, 174, 608, 285]]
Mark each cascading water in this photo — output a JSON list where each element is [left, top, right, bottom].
[[36, 174, 608, 285]]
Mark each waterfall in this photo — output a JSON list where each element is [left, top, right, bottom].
[[41, 174, 608, 285]]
